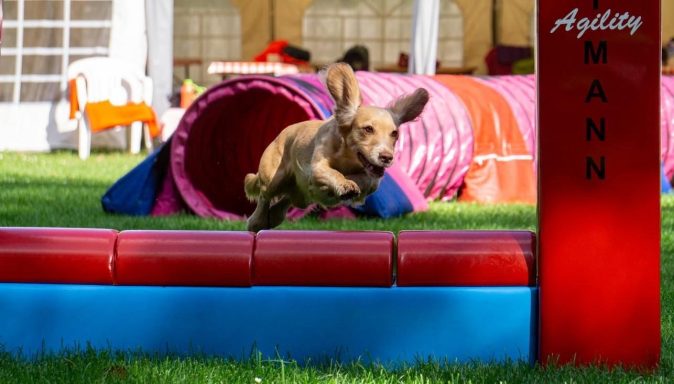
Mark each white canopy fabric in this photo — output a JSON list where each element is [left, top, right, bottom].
[[109, 0, 148, 72], [0, 0, 4, 49], [146, 0, 173, 118], [409, 0, 440, 75]]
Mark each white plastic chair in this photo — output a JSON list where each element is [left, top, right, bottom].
[[67, 57, 154, 159]]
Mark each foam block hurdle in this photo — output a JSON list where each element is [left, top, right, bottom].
[[538, 0, 661, 367], [0, 227, 538, 364], [397, 231, 536, 286], [0, 283, 538, 364], [0, 227, 117, 284], [253, 231, 393, 286], [115, 230, 254, 286]]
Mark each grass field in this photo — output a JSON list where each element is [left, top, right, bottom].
[[1, 151, 673, 383]]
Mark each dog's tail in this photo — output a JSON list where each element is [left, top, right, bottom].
[[244, 173, 261, 201]]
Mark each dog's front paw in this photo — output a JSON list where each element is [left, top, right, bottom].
[[336, 179, 361, 201]]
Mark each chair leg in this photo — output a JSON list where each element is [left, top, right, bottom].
[[78, 117, 92, 160], [129, 121, 143, 154], [143, 123, 154, 152]]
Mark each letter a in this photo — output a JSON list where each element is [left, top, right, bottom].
[[585, 79, 608, 103]]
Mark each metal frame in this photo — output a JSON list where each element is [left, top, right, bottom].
[[1, 0, 111, 104]]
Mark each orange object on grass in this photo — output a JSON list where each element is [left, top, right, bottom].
[[434, 75, 536, 204], [180, 80, 196, 108], [68, 79, 160, 138]]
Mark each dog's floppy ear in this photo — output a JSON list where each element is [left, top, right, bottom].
[[388, 88, 430, 126], [325, 63, 361, 128]]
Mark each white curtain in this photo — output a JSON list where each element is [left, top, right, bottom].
[[109, 0, 148, 72], [409, 0, 440, 75], [0, 0, 4, 50], [145, 0, 173, 118]]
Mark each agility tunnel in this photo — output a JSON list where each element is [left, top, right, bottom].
[[104, 73, 538, 219], [165, 72, 482, 219], [103, 74, 674, 219]]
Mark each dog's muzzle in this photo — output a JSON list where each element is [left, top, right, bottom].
[[358, 152, 386, 177]]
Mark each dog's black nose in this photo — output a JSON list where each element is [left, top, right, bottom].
[[379, 153, 393, 164]]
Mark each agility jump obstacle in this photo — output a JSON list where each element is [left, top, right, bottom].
[[0, 229, 537, 364], [0, 0, 661, 368]]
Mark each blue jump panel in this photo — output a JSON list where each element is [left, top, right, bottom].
[[0, 284, 537, 365]]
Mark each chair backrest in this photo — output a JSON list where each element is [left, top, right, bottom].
[[68, 57, 147, 104]]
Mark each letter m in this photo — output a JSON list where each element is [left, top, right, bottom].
[[584, 40, 607, 64]]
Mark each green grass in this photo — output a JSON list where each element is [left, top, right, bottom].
[[0, 151, 537, 232], [1, 150, 673, 383]]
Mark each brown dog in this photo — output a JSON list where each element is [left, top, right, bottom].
[[244, 63, 429, 232]]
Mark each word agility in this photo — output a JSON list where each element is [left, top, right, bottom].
[[550, 8, 643, 38]]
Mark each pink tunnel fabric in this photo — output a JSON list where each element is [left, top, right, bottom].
[[355, 72, 473, 201], [662, 76, 674, 180]]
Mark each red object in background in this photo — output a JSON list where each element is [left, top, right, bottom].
[[485, 46, 533, 75], [397, 231, 535, 286], [397, 52, 439, 70], [0, 227, 117, 284], [484, 48, 513, 75], [398, 53, 409, 68], [115, 230, 254, 286], [538, 0, 660, 368], [253, 231, 393, 286], [254, 40, 307, 65]]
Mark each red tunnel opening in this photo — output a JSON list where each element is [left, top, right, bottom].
[[171, 77, 323, 219]]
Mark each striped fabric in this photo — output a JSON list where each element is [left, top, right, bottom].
[[663, 76, 674, 180], [207, 61, 300, 77], [355, 72, 474, 201]]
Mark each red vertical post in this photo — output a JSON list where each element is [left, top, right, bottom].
[[538, 1, 661, 368]]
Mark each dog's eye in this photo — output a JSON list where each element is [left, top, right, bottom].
[[391, 130, 399, 139], [362, 125, 374, 134]]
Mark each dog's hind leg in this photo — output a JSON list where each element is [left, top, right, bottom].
[[246, 196, 291, 232], [246, 198, 271, 232], [244, 173, 261, 200], [268, 197, 292, 229]]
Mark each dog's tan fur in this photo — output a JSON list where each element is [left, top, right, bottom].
[[244, 63, 429, 232]]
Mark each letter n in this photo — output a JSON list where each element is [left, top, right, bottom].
[[586, 117, 606, 141], [586, 156, 606, 180]]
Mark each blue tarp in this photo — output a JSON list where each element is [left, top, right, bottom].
[[663, 164, 672, 194], [101, 139, 171, 215]]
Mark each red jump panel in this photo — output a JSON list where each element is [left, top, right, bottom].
[[0, 227, 117, 284], [253, 230, 393, 286], [397, 231, 535, 286], [115, 230, 254, 286], [538, 0, 661, 367]]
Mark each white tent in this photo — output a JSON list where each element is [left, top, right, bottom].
[[0, 0, 173, 152], [0, 0, 453, 152]]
